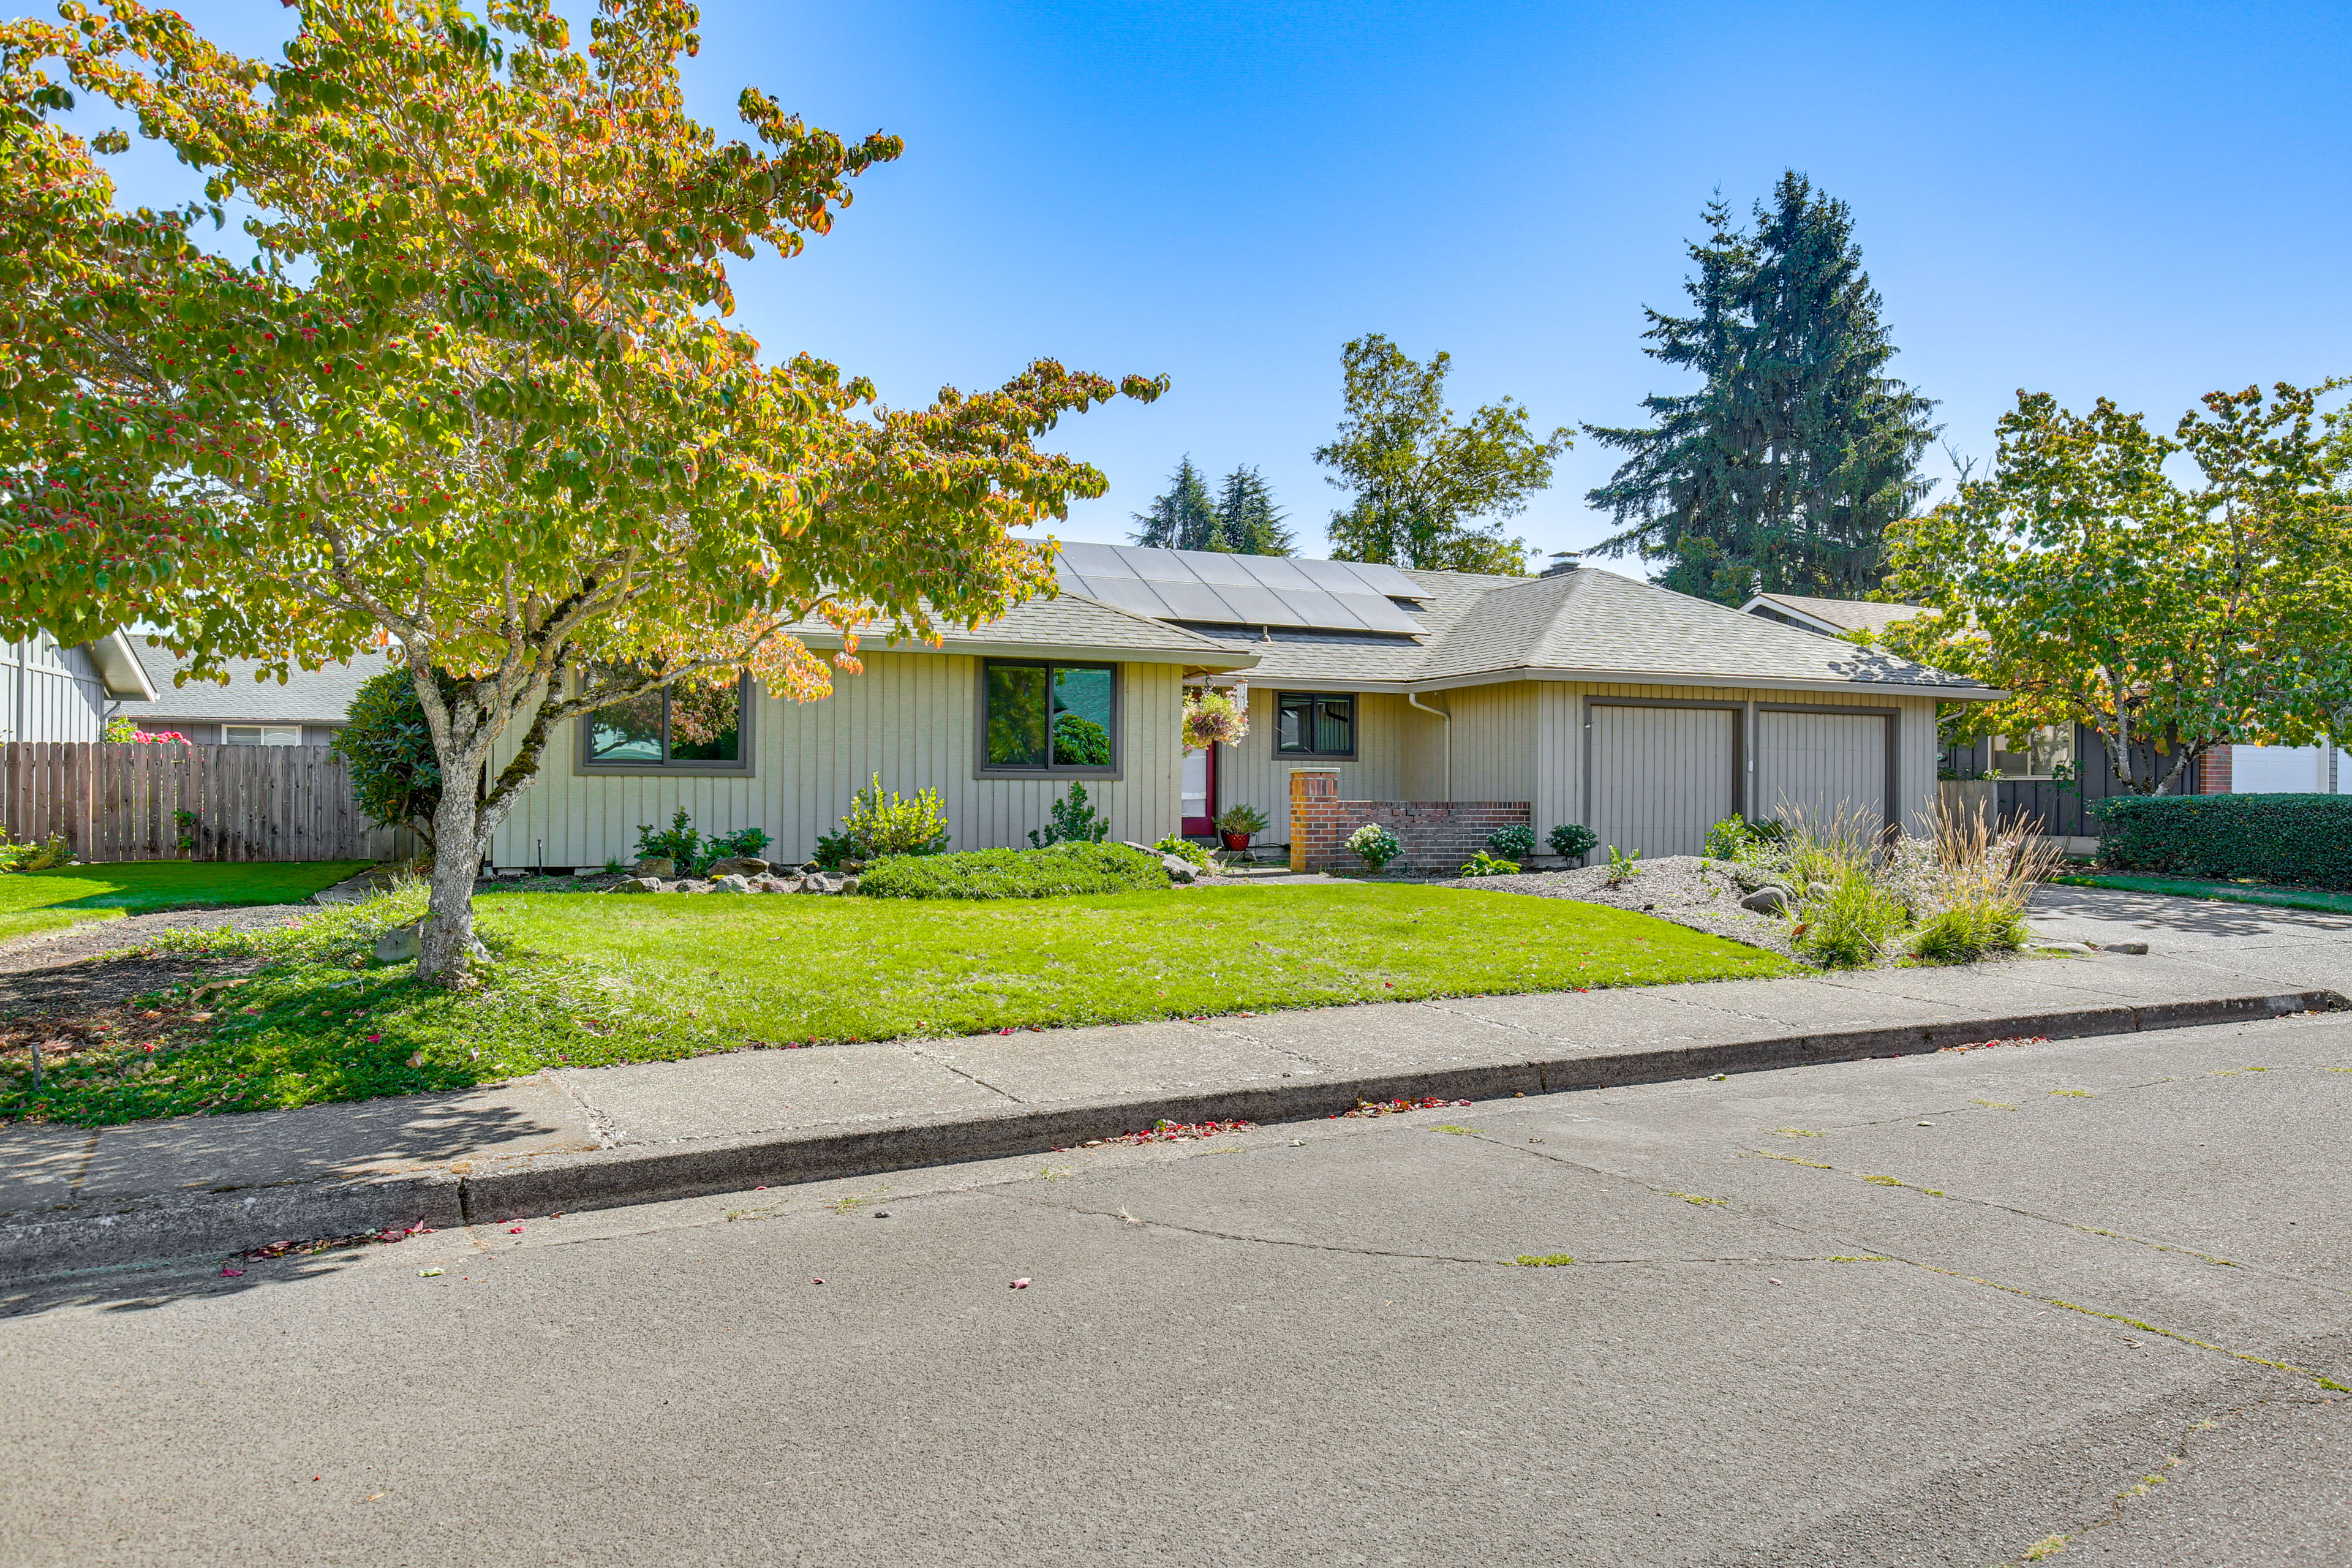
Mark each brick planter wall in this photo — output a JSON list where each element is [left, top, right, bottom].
[[1287, 769, 1531, 874]]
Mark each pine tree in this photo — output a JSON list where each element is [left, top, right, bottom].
[[1128, 456, 1224, 550], [1584, 173, 1939, 604], [1211, 465, 1295, 556]]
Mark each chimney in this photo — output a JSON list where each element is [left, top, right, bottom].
[[1540, 551, 1580, 578]]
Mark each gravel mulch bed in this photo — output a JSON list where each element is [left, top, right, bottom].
[[1436, 855, 1803, 961], [0, 905, 318, 1014]]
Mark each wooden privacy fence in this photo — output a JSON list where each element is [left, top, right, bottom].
[[1, 742, 412, 863]]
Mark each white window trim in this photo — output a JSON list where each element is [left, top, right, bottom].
[[1991, 725, 2071, 780], [224, 724, 304, 747]]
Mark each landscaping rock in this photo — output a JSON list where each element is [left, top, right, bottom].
[[631, 856, 676, 878], [1161, 853, 1198, 884], [2035, 941, 2096, 956], [706, 857, 771, 878], [712, 874, 753, 894], [372, 922, 421, 963], [604, 877, 665, 894], [674, 879, 716, 895], [797, 873, 837, 894], [1740, 886, 1793, 915], [1806, 881, 1833, 900], [2104, 940, 2150, 955], [840, 875, 861, 895]]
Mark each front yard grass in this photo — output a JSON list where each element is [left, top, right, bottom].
[[0, 881, 1792, 1125], [0, 860, 373, 944]]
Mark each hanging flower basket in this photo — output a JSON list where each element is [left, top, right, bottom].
[[1182, 687, 1248, 751]]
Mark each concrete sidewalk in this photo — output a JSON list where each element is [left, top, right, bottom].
[[4, 884, 2346, 1281]]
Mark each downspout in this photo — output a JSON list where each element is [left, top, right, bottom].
[[1406, 690, 1450, 799]]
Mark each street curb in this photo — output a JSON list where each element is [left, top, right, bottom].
[[6, 987, 2342, 1284]]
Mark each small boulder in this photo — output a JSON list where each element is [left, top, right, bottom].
[[2035, 941, 2096, 956], [1740, 886, 1793, 916], [632, 856, 676, 878], [604, 876, 665, 894], [1806, 881, 1834, 900], [839, 875, 861, 895], [674, 878, 716, 894], [1160, 853, 1198, 884], [706, 856, 771, 879], [797, 873, 834, 894], [373, 921, 422, 963], [712, 874, 753, 894], [2103, 940, 2150, 955]]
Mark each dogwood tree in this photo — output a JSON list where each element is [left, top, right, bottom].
[[0, 0, 1161, 982], [1879, 382, 2352, 794]]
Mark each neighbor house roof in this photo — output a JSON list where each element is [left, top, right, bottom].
[[115, 647, 398, 726], [1740, 592, 1928, 638]]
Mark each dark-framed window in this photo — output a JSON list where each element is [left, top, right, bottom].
[[1275, 691, 1355, 758], [979, 660, 1118, 774], [579, 676, 753, 774]]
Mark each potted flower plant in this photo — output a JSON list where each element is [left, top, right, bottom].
[[1214, 802, 1269, 854]]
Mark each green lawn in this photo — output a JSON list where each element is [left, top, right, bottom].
[[0, 881, 1793, 1125], [0, 861, 374, 944], [2051, 872, 2352, 916]]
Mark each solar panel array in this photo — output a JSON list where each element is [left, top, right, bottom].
[[1054, 543, 1430, 634]]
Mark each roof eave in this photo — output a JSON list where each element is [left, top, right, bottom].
[[1409, 664, 2006, 701], [797, 633, 1259, 671], [86, 631, 157, 701]]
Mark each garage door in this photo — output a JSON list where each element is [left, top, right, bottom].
[[1587, 705, 1736, 859], [1755, 709, 1887, 834]]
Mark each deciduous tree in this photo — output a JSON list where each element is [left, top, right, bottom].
[[0, 0, 1161, 982], [1879, 381, 2352, 794], [1316, 334, 1567, 575]]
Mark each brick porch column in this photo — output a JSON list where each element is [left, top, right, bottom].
[[1289, 769, 1340, 873]]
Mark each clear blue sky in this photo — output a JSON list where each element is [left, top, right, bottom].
[[42, 1, 2352, 571]]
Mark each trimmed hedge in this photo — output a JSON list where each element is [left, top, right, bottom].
[[858, 842, 1170, 900], [2092, 793, 2352, 889]]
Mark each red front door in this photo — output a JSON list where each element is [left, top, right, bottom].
[[1180, 744, 1217, 837]]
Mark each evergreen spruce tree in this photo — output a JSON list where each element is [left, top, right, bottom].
[[1584, 173, 1939, 604], [1211, 465, 1295, 556], [1128, 456, 1224, 550]]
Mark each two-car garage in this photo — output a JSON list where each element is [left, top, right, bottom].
[[1583, 699, 1895, 859]]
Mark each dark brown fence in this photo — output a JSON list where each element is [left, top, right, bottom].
[[1, 742, 410, 862]]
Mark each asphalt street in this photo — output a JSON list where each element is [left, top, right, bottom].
[[3, 1007, 2347, 1567]]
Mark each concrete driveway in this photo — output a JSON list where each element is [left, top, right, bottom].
[[2027, 881, 2352, 994], [4, 1005, 2346, 1567]]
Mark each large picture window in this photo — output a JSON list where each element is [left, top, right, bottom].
[[581, 677, 752, 772], [1275, 691, 1355, 758], [981, 661, 1117, 774]]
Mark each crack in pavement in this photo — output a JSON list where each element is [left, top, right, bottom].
[[902, 1046, 1022, 1102]]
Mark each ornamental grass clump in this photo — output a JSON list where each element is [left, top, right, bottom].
[[1778, 804, 1903, 968], [1903, 802, 2064, 963]]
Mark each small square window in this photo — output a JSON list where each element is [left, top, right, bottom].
[[224, 725, 303, 747], [1992, 725, 2071, 780], [581, 677, 750, 772], [1273, 692, 1355, 759], [981, 661, 1118, 773]]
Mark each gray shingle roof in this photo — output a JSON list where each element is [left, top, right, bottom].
[[115, 647, 397, 725], [793, 591, 1256, 666]]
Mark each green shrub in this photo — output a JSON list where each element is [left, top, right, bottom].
[[1154, 835, 1214, 872], [334, 666, 456, 845], [1703, 816, 1755, 861], [1604, 845, 1642, 887], [844, 774, 952, 857], [859, 842, 1169, 900], [1347, 822, 1403, 871], [1795, 870, 1908, 968], [2094, 793, 2352, 889], [1029, 781, 1111, 848], [1459, 851, 1520, 878], [635, 809, 774, 875], [1487, 824, 1537, 861], [1215, 802, 1270, 837], [1547, 823, 1598, 862]]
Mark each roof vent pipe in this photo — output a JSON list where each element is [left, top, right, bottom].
[[1541, 551, 1580, 578]]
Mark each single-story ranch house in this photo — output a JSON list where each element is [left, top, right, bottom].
[[116, 647, 398, 747], [485, 546, 2001, 872]]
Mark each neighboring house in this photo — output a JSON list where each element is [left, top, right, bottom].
[[2213, 743, 2347, 795], [113, 648, 395, 746], [1738, 593, 2204, 843], [484, 548, 1999, 870], [2, 630, 156, 742]]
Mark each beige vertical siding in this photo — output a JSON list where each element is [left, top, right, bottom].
[[4, 636, 105, 744], [1436, 682, 1537, 802], [1585, 704, 1738, 858], [1214, 688, 1408, 842], [488, 652, 1187, 867]]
